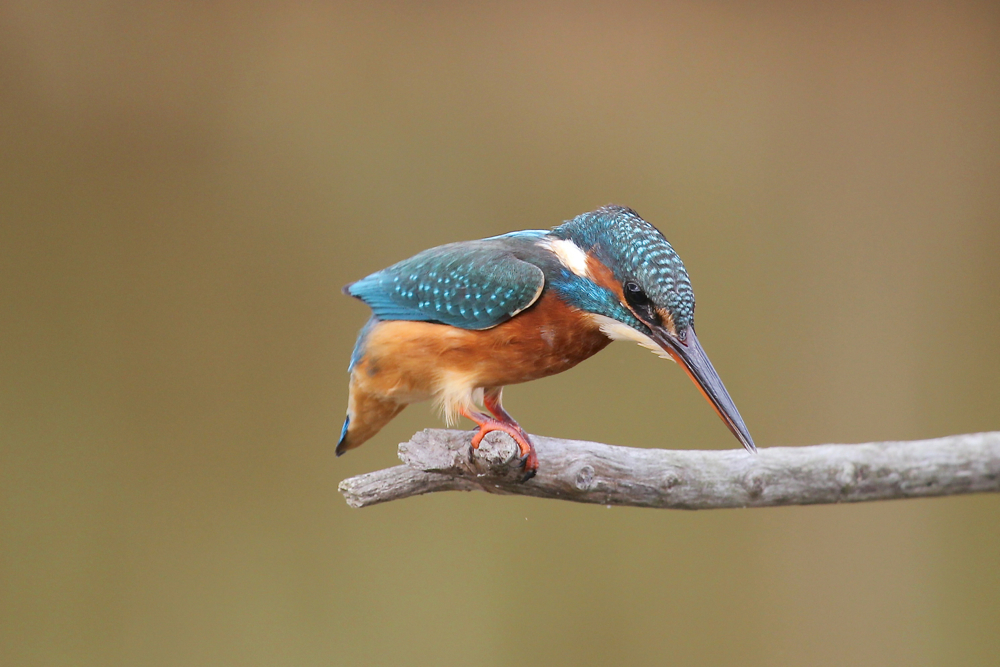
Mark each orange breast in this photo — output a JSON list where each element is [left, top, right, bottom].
[[355, 291, 611, 398]]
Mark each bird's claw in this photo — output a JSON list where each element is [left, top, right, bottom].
[[519, 448, 539, 482], [467, 426, 538, 483]]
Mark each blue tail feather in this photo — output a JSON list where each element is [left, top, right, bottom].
[[335, 415, 350, 456]]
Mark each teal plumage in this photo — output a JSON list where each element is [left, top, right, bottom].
[[345, 231, 549, 331]]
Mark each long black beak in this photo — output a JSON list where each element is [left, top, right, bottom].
[[653, 326, 756, 452]]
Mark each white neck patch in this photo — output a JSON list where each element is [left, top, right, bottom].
[[542, 238, 591, 279], [588, 313, 675, 362]]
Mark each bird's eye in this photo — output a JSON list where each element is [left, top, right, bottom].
[[623, 281, 651, 308]]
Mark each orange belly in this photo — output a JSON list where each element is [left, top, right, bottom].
[[351, 291, 610, 411]]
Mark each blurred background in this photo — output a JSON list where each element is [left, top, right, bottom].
[[2, 2, 999, 666]]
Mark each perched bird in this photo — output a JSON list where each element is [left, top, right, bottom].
[[338, 204, 754, 481]]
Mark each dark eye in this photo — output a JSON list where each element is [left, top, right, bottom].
[[623, 281, 651, 308]]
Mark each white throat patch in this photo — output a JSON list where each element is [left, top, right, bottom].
[[588, 313, 675, 362]]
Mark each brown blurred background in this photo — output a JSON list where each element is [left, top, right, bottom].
[[2, 2, 999, 666]]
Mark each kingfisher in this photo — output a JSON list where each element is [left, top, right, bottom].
[[337, 204, 755, 481]]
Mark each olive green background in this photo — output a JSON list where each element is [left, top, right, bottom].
[[2, 3, 999, 666]]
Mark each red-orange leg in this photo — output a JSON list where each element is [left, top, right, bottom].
[[482, 388, 516, 424], [461, 398, 538, 482]]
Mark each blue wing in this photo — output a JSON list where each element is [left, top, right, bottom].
[[346, 236, 546, 330]]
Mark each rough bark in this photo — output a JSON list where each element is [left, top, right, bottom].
[[338, 429, 1000, 509]]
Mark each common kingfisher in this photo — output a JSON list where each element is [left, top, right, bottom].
[[338, 204, 755, 481]]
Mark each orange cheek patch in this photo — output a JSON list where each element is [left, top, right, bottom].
[[585, 253, 625, 301], [587, 253, 678, 334]]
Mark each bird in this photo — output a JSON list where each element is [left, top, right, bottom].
[[337, 204, 755, 481]]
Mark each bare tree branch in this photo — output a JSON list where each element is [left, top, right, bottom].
[[338, 429, 1000, 509]]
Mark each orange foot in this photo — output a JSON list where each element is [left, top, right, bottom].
[[461, 407, 538, 482]]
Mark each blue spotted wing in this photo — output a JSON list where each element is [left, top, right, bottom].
[[345, 239, 546, 330]]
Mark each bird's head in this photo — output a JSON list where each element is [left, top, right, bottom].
[[546, 204, 755, 452]]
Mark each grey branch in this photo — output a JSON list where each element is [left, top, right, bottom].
[[338, 429, 1000, 509]]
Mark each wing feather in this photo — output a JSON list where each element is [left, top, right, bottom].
[[346, 240, 545, 330]]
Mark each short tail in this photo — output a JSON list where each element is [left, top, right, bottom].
[[337, 317, 406, 456], [335, 415, 352, 456], [335, 392, 406, 456]]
